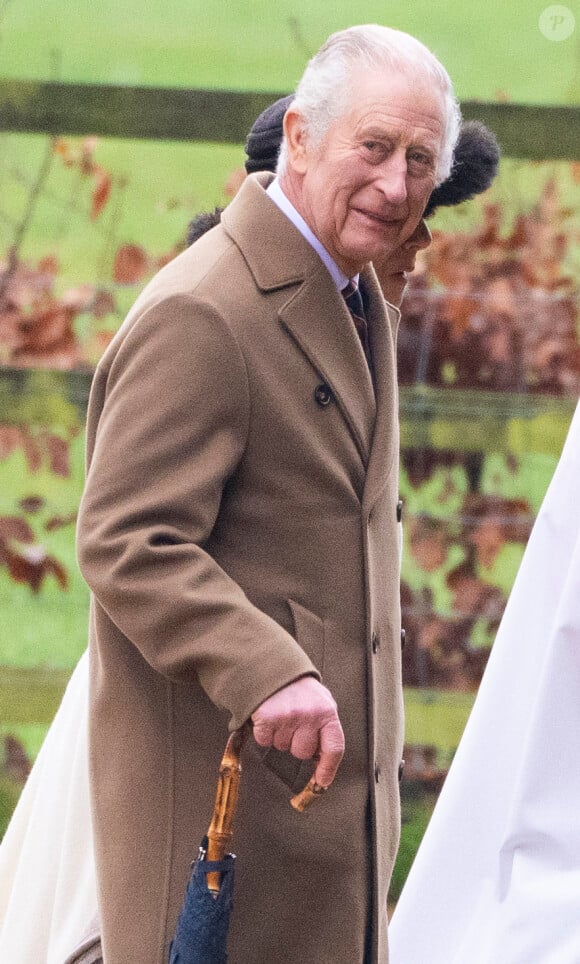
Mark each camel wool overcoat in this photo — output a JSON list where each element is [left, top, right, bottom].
[[76, 172, 405, 964]]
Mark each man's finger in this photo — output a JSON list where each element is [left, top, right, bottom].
[[252, 718, 275, 747], [290, 727, 319, 761], [312, 718, 345, 788], [272, 727, 295, 752]]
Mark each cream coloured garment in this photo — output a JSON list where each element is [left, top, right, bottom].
[[390, 400, 580, 964], [0, 650, 98, 963]]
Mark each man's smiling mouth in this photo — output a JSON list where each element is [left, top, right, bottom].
[[354, 208, 404, 227]]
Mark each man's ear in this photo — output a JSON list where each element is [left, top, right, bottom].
[[283, 108, 309, 174]]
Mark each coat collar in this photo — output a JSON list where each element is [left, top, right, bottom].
[[222, 173, 398, 492]]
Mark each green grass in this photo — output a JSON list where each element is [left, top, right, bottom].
[[0, 430, 88, 669], [0, 132, 244, 296], [1, 1, 579, 105], [404, 687, 474, 759]]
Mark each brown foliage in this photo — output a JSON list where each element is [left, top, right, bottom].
[[0, 257, 118, 368], [400, 475, 533, 690], [54, 137, 114, 221], [6, 544, 68, 593], [3, 736, 31, 783], [0, 429, 73, 593], [90, 168, 113, 220], [0, 425, 72, 477], [398, 177, 580, 395], [0, 512, 69, 593], [113, 243, 149, 285]]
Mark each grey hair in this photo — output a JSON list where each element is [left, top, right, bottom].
[[277, 24, 461, 185]]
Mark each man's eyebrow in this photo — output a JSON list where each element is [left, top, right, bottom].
[[407, 142, 436, 156], [358, 126, 394, 140]]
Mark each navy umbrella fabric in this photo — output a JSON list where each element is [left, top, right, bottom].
[[168, 724, 326, 963], [169, 843, 236, 964]]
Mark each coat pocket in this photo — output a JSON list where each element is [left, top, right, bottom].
[[257, 599, 326, 792]]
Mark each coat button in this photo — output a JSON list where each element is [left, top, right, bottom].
[[371, 632, 379, 654], [314, 383, 333, 407], [396, 499, 403, 523], [374, 763, 381, 783], [398, 760, 405, 784], [400, 628, 406, 651]]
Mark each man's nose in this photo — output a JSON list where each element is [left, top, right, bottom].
[[375, 156, 408, 205]]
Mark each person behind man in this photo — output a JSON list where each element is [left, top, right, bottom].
[[75, 24, 459, 963]]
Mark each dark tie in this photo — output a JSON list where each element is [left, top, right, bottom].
[[342, 280, 372, 372]]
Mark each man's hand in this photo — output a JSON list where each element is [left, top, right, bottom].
[[251, 677, 345, 788]]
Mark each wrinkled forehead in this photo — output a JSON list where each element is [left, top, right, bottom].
[[339, 65, 446, 139]]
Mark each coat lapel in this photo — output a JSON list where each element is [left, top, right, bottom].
[[279, 270, 376, 465], [223, 173, 376, 465], [361, 267, 401, 512]]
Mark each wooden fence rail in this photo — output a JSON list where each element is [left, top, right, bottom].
[[1, 80, 580, 160]]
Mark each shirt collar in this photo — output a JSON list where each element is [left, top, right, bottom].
[[266, 178, 358, 292]]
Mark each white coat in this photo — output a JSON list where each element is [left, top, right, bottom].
[[390, 400, 580, 964]]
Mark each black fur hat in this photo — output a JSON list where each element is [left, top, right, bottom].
[[186, 207, 224, 246], [244, 95, 294, 174], [424, 120, 500, 217], [243, 96, 500, 213]]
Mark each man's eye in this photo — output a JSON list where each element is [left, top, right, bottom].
[[362, 141, 386, 160], [409, 152, 434, 170]]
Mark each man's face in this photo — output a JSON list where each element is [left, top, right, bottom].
[[282, 67, 445, 278]]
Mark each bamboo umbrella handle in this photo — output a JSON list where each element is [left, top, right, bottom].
[[206, 726, 248, 894], [205, 727, 328, 894], [290, 777, 328, 813]]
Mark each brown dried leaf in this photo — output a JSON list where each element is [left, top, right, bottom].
[[44, 512, 77, 532], [13, 304, 79, 366], [6, 545, 68, 593], [92, 289, 116, 319], [37, 254, 60, 277], [19, 496, 45, 514], [113, 243, 149, 285], [21, 432, 42, 473], [410, 522, 448, 572], [0, 425, 24, 460], [90, 168, 112, 220], [43, 434, 70, 478], [44, 554, 69, 590], [0, 516, 35, 543], [469, 519, 506, 568]]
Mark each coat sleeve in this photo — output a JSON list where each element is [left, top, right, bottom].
[[76, 292, 320, 730]]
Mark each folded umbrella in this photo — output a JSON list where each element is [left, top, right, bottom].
[[169, 725, 326, 963]]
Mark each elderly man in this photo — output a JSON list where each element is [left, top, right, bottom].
[[76, 24, 459, 964]]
